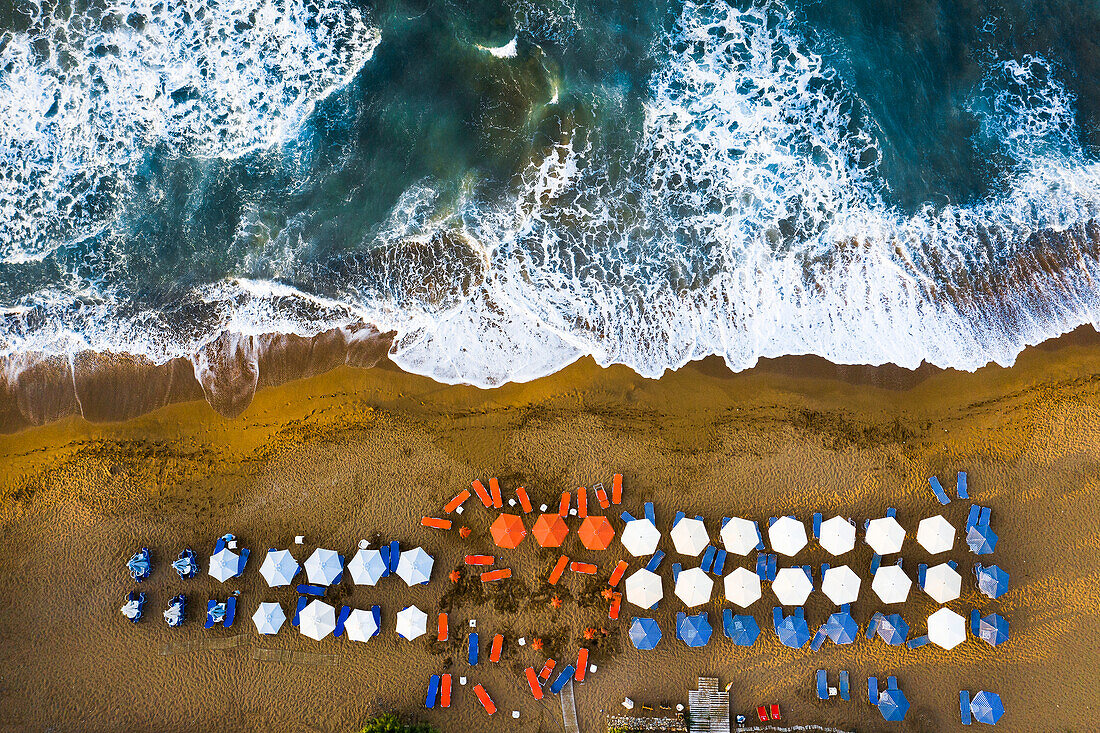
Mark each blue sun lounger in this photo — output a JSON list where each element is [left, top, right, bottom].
[[918, 563, 927, 587], [297, 583, 326, 597], [224, 597, 236, 627], [672, 563, 681, 582], [674, 511, 685, 526], [907, 635, 930, 649], [334, 606, 352, 637], [292, 596, 308, 627], [812, 513, 822, 538], [700, 545, 716, 573], [870, 554, 881, 574], [956, 471, 968, 499], [767, 554, 777, 581], [868, 677, 878, 703], [646, 550, 665, 572], [966, 505, 980, 530], [620, 510, 636, 523], [971, 609, 981, 636], [388, 541, 400, 574], [839, 671, 850, 701], [425, 674, 440, 709], [468, 632, 479, 665], [756, 553, 767, 580], [755, 521, 765, 550], [644, 502, 656, 524], [866, 612, 882, 641], [371, 605, 381, 637], [817, 670, 829, 700], [550, 665, 576, 695], [960, 691, 972, 725], [712, 549, 726, 575], [929, 476, 951, 505]]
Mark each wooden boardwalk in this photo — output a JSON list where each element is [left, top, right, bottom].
[[560, 679, 580, 733], [687, 677, 729, 733]]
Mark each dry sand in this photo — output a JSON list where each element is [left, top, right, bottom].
[[0, 332, 1098, 733]]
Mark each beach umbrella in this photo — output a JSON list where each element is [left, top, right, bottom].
[[676, 611, 713, 647], [871, 565, 912, 604], [774, 610, 811, 648], [970, 691, 1005, 724], [532, 513, 569, 548], [578, 515, 615, 550], [628, 617, 662, 650], [877, 689, 910, 722], [396, 546, 434, 586], [348, 547, 387, 586], [976, 564, 1009, 599], [720, 517, 760, 556], [772, 567, 813, 606], [818, 516, 856, 556], [674, 567, 714, 607], [821, 565, 861, 605], [252, 602, 285, 635], [916, 515, 955, 554], [490, 513, 527, 549], [823, 610, 858, 645], [723, 611, 760, 646], [304, 548, 343, 586], [922, 562, 962, 603], [259, 549, 299, 587], [966, 524, 998, 555], [768, 516, 808, 556], [208, 548, 242, 583], [621, 518, 661, 557], [865, 516, 906, 554], [927, 607, 967, 650], [874, 613, 909, 645], [395, 605, 428, 640], [723, 566, 762, 608], [624, 568, 663, 609], [298, 600, 336, 641], [978, 613, 1009, 647], [343, 608, 379, 642], [670, 517, 709, 556]]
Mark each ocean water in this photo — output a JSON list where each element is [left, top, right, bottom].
[[3, 0, 1100, 386]]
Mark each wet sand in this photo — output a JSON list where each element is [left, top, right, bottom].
[[0, 332, 1098, 732]]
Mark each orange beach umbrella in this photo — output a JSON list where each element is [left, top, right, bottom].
[[533, 513, 569, 548], [578, 515, 615, 550], [491, 513, 527, 549]]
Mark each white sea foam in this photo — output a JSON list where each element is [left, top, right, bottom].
[[478, 36, 519, 58]]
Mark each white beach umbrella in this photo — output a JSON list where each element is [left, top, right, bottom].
[[298, 599, 336, 641], [670, 517, 709, 557], [821, 565, 861, 606], [621, 519, 662, 557], [348, 547, 387, 586], [208, 548, 241, 583], [252, 602, 286, 635], [343, 608, 379, 642], [927, 607, 967, 650], [768, 516, 808, 557], [259, 549, 299, 587], [818, 516, 856, 556], [865, 517, 906, 555], [720, 517, 760, 556], [724, 567, 762, 608], [922, 562, 962, 604], [871, 565, 912, 604], [674, 567, 714, 607], [772, 567, 813, 606], [396, 547, 434, 587], [916, 515, 955, 555], [395, 605, 428, 640], [624, 568, 664, 610], [304, 548, 343, 586]]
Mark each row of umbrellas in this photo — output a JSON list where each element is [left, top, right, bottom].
[[253, 600, 429, 642], [491, 513, 616, 550], [238, 546, 434, 587]]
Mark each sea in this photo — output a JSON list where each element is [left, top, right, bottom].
[[3, 0, 1100, 387]]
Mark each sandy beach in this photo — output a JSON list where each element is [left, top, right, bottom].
[[1, 331, 1098, 733]]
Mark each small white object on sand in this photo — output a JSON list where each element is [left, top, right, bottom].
[[227, 540, 237, 549], [358, 539, 368, 549], [518, 637, 526, 646], [622, 698, 634, 710], [469, 619, 476, 627], [508, 499, 516, 507], [676, 704, 684, 712], [540, 504, 548, 512], [512, 711, 520, 719], [460, 677, 467, 685], [569, 509, 577, 516], [294, 535, 305, 544], [589, 665, 597, 673], [456, 506, 464, 515]]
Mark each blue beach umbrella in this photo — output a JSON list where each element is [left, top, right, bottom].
[[825, 610, 858, 645], [971, 691, 1005, 724], [978, 614, 1009, 647], [676, 611, 713, 648], [876, 613, 909, 646], [976, 564, 1009, 599], [877, 688, 910, 721], [629, 617, 662, 650], [722, 610, 760, 646], [773, 608, 811, 648], [966, 524, 998, 555]]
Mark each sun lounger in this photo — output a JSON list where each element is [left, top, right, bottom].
[[644, 502, 656, 524], [620, 510, 636, 523], [971, 609, 981, 636], [224, 597, 236, 627], [576, 649, 588, 681], [813, 513, 822, 538], [866, 612, 882, 640], [472, 479, 492, 507], [673, 511, 685, 527], [481, 568, 512, 582], [956, 471, 968, 499], [767, 555, 777, 581], [292, 595, 308, 627], [490, 633, 503, 662], [817, 670, 829, 700], [918, 564, 927, 587], [370, 605, 381, 637], [700, 545, 716, 573], [204, 600, 221, 628], [526, 668, 544, 699], [468, 632, 479, 665], [388, 541, 400, 573], [612, 474, 623, 504], [297, 583, 326, 596], [979, 507, 991, 525], [577, 487, 587, 518], [489, 478, 503, 508], [770, 704, 780, 720], [474, 684, 496, 715], [757, 706, 768, 722], [839, 671, 850, 701], [929, 476, 951, 505], [886, 508, 896, 518], [441, 674, 451, 707], [465, 554, 494, 565], [559, 492, 571, 516], [646, 550, 665, 572], [570, 562, 597, 575], [425, 675, 440, 709], [713, 550, 726, 575], [960, 691, 972, 725], [213, 534, 232, 554], [810, 627, 828, 651], [234, 548, 250, 578], [438, 613, 448, 641], [887, 676, 898, 690], [757, 554, 767, 579], [966, 504, 980, 529], [445, 489, 471, 513], [609, 560, 628, 587], [821, 562, 830, 577], [672, 562, 681, 582], [421, 516, 452, 530], [595, 484, 610, 509], [540, 659, 556, 681], [548, 555, 569, 585], [335, 606, 351, 637], [803, 565, 813, 583], [516, 486, 533, 513], [906, 635, 929, 649], [870, 554, 881, 574], [379, 544, 390, 575], [550, 665, 576, 695], [868, 677, 878, 703], [755, 522, 765, 550]]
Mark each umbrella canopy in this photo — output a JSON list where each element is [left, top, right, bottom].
[[720, 517, 760, 556], [628, 617, 662, 650], [304, 548, 343, 586], [674, 567, 714, 607], [532, 514, 569, 548], [723, 612, 761, 646], [875, 613, 909, 645], [624, 568, 663, 609], [966, 524, 998, 555], [621, 518, 661, 557], [490, 513, 527, 549], [927, 607, 967, 650], [298, 600, 336, 641], [208, 548, 242, 583], [823, 610, 858, 644], [723, 567, 762, 608], [818, 516, 856, 556], [676, 612, 713, 647], [978, 613, 1009, 647], [821, 565, 861, 605], [348, 548, 386, 586], [775, 611, 811, 648], [922, 562, 962, 603], [976, 564, 1009, 599], [259, 549, 299, 587], [344, 608, 379, 642], [871, 565, 912, 604], [252, 602, 286, 635], [395, 605, 428, 640], [970, 691, 1005, 724], [670, 517, 709, 556], [772, 567, 813, 606], [916, 515, 955, 554], [877, 689, 910, 722], [866, 517, 906, 554], [396, 546, 434, 586], [768, 517, 808, 556], [578, 516, 615, 550]]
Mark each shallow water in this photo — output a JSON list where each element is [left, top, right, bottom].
[[3, 0, 1100, 386]]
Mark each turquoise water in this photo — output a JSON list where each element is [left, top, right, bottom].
[[2, 0, 1100, 384]]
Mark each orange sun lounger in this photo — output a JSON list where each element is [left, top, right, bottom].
[[539, 659, 556, 681], [437, 613, 448, 641], [595, 485, 610, 509], [421, 516, 452, 530], [548, 555, 570, 585], [465, 554, 495, 566], [608, 592, 621, 620], [612, 473, 622, 504], [558, 491, 571, 517], [575, 649, 588, 681], [440, 674, 451, 708], [444, 489, 471, 513], [525, 667, 543, 699], [570, 561, 597, 575], [489, 477, 503, 509], [489, 634, 503, 662], [577, 487, 588, 518], [516, 486, 533, 514], [608, 560, 628, 587], [474, 684, 496, 715], [481, 568, 512, 582], [471, 479, 493, 507]]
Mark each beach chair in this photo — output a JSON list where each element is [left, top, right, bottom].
[[957, 471, 969, 499], [802, 565, 813, 583], [490, 634, 503, 662], [441, 674, 452, 707], [966, 505, 980, 530], [971, 609, 981, 636], [297, 583, 326, 597], [839, 671, 850, 701], [812, 513, 822, 539], [213, 534, 232, 554], [887, 676, 898, 690], [172, 549, 197, 579], [525, 668, 543, 699], [918, 563, 927, 587], [755, 521, 765, 550], [388, 541, 400, 574], [128, 548, 151, 582], [425, 675, 440, 709], [906, 635, 930, 649], [821, 562, 830, 577], [866, 612, 882, 640], [558, 491, 570, 517], [371, 605, 381, 638], [594, 482, 610, 510], [700, 546, 716, 573], [929, 476, 951, 505], [204, 600, 222, 628], [164, 594, 185, 627], [979, 507, 991, 526], [612, 474, 623, 504], [644, 502, 656, 524], [224, 597, 237, 627], [335, 606, 352, 637], [870, 554, 881, 574], [474, 684, 496, 715], [234, 548, 250, 578], [646, 550, 665, 572], [868, 677, 878, 703], [713, 549, 726, 575], [468, 632, 479, 665], [550, 665, 575, 695], [767, 555, 777, 581], [575, 649, 588, 681], [810, 627, 828, 651], [756, 706, 768, 722], [768, 516, 777, 527], [620, 510, 636, 523], [673, 511, 686, 527], [817, 670, 829, 700], [772, 607, 784, 632], [292, 596, 308, 627], [960, 691, 972, 725], [770, 704, 780, 720], [671, 563, 681, 582], [756, 553, 767, 580]]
